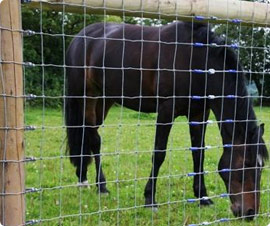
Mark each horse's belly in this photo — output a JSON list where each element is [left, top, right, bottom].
[[114, 98, 158, 113]]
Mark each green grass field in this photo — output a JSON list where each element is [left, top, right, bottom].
[[25, 106, 270, 225]]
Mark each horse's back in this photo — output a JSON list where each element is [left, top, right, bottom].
[[66, 22, 210, 113]]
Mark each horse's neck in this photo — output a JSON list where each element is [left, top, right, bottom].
[[210, 98, 256, 145]]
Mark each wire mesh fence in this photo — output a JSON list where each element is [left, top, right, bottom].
[[1, 0, 269, 225]]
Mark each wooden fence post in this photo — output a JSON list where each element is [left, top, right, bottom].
[[28, 0, 270, 26], [0, 0, 25, 225]]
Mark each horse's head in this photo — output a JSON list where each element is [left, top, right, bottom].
[[218, 123, 268, 220]]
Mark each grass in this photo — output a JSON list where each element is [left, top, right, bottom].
[[25, 106, 270, 225]]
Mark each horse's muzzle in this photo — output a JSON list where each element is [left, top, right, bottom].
[[231, 203, 255, 221]]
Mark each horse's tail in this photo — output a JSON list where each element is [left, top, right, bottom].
[[65, 95, 93, 169], [65, 48, 93, 170]]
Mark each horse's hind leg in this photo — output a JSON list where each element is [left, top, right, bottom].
[[75, 98, 98, 185], [74, 122, 91, 184], [92, 99, 113, 194], [89, 129, 109, 193], [76, 157, 89, 184], [189, 110, 213, 205]]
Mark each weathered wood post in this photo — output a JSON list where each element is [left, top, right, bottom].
[[0, 0, 25, 225], [28, 0, 270, 26]]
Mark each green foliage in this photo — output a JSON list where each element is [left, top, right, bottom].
[[22, 9, 104, 107], [215, 24, 270, 105]]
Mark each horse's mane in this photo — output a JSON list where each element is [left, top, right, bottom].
[[189, 22, 268, 162]]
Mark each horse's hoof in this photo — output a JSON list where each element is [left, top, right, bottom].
[[145, 204, 158, 212], [98, 188, 110, 196], [99, 191, 109, 196], [144, 199, 158, 211], [97, 183, 110, 194], [199, 197, 214, 206], [77, 180, 90, 187]]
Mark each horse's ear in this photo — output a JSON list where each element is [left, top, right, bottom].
[[260, 123, 265, 136]]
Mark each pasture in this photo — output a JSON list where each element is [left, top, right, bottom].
[[25, 106, 270, 225]]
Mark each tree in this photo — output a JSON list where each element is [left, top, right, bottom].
[[22, 8, 104, 107], [215, 23, 270, 105]]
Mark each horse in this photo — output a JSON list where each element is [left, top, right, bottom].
[[65, 21, 268, 220]]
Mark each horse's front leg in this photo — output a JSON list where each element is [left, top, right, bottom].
[[189, 110, 213, 205], [144, 100, 175, 208]]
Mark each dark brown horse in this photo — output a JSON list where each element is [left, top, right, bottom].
[[65, 21, 268, 220]]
